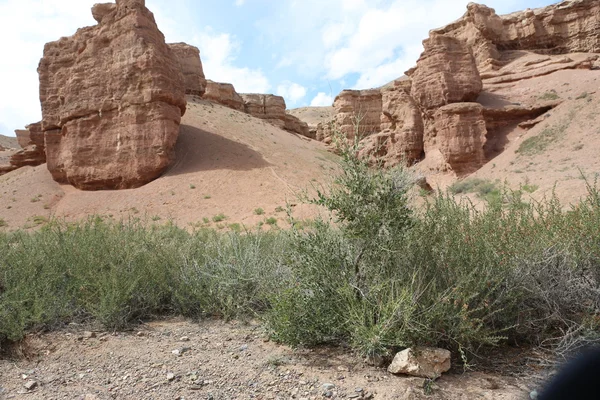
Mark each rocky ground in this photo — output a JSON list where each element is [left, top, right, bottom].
[[0, 319, 543, 400]]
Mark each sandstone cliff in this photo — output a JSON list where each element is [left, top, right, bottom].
[[203, 80, 245, 111], [37, 0, 186, 190], [169, 43, 207, 97], [308, 0, 600, 177]]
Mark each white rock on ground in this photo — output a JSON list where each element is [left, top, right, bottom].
[[387, 347, 451, 379]]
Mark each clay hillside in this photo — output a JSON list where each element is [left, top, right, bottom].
[[1, 0, 600, 229]]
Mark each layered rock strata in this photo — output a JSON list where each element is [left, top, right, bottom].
[[169, 43, 207, 96], [37, 0, 186, 190], [408, 34, 483, 110], [203, 80, 245, 111], [433, 1, 600, 71]]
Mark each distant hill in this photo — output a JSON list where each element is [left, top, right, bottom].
[[0, 134, 18, 149]]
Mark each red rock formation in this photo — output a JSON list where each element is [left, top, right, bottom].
[[0, 123, 47, 176], [241, 94, 287, 129], [38, 0, 186, 190], [203, 80, 245, 111], [317, 89, 383, 141], [409, 34, 483, 110], [283, 115, 311, 138], [169, 43, 207, 96], [433, 103, 487, 175], [434, 1, 600, 71], [379, 80, 424, 164]]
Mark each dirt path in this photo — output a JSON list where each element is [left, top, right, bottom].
[[0, 319, 538, 399]]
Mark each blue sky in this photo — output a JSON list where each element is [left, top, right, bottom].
[[0, 0, 558, 136]]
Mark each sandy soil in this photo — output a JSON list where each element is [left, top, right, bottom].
[[0, 319, 540, 400], [0, 98, 338, 230]]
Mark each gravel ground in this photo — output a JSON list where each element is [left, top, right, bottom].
[[0, 319, 537, 399]]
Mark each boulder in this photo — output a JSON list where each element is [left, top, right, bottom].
[[203, 80, 244, 111], [169, 43, 207, 96], [433, 103, 487, 175], [409, 34, 482, 110], [38, 0, 186, 190], [388, 347, 451, 379]]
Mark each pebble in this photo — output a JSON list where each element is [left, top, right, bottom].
[[167, 373, 176, 381], [23, 380, 38, 391]]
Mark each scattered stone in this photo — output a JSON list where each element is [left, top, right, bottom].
[[388, 347, 451, 379], [180, 336, 190, 342], [167, 373, 176, 381], [23, 380, 38, 391]]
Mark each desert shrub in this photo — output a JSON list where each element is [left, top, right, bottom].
[[1, 148, 599, 363]]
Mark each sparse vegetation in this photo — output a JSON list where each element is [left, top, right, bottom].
[[228, 223, 242, 232], [450, 178, 502, 204], [275, 206, 285, 213], [189, 184, 196, 189], [254, 208, 265, 216], [212, 213, 227, 223], [0, 218, 6, 227], [265, 217, 277, 226], [539, 90, 560, 101]]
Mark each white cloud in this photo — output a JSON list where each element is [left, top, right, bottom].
[[235, 0, 245, 6], [276, 82, 307, 106], [310, 92, 334, 107], [193, 30, 270, 93], [0, 0, 97, 135]]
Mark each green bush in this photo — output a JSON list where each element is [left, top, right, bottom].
[[1, 143, 599, 364]]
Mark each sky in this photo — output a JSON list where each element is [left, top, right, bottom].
[[0, 0, 559, 136]]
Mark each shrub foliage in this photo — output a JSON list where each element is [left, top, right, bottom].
[[1, 145, 599, 362]]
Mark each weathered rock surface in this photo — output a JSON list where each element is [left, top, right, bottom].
[[379, 80, 424, 164], [434, 1, 600, 71], [241, 94, 287, 129], [317, 89, 383, 142], [203, 80, 245, 111], [388, 347, 452, 379], [283, 115, 311, 138], [38, 0, 186, 190], [169, 43, 207, 96], [433, 103, 487, 175], [409, 33, 483, 110], [0, 123, 47, 176]]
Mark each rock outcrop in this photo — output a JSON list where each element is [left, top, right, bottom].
[[201, 83, 310, 137], [37, 0, 186, 190], [408, 34, 482, 110], [433, 1, 600, 71], [169, 43, 207, 97], [203, 80, 245, 111], [433, 103, 487, 174], [307, 1, 600, 175], [0, 123, 47, 176], [241, 94, 287, 129]]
